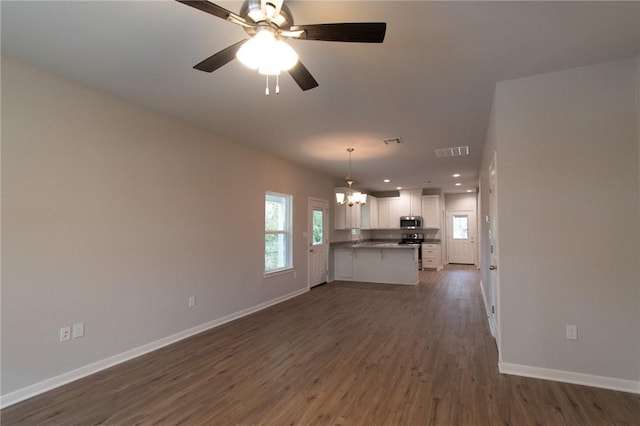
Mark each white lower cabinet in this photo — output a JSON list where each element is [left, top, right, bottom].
[[422, 243, 443, 271], [334, 246, 419, 285], [334, 248, 354, 279]]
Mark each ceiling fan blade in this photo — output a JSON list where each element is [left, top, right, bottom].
[[289, 22, 386, 43], [288, 61, 318, 91], [175, 0, 246, 25], [193, 40, 247, 73]]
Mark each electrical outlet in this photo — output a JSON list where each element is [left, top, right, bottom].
[[188, 296, 196, 308], [566, 324, 578, 340], [72, 322, 85, 338], [60, 326, 71, 342]]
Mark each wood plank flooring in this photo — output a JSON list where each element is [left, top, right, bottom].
[[2, 266, 639, 425]]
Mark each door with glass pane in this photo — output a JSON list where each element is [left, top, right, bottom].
[[446, 210, 476, 264], [308, 198, 329, 287]]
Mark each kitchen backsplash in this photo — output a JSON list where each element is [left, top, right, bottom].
[[372, 230, 441, 240]]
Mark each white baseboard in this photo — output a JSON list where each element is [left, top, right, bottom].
[[478, 279, 496, 338], [0, 287, 308, 408], [488, 317, 497, 338], [499, 362, 640, 394]]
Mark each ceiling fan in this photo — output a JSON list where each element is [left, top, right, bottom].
[[176, 0, 386, 93]]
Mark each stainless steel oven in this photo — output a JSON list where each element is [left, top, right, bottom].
[[399, 233, 425, 269]]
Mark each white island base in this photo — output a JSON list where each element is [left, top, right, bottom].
[[334, 244, 420, 285]]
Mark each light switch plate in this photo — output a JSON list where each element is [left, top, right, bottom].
[[566, 324, 578, 340], [72, 322, 84, 338]]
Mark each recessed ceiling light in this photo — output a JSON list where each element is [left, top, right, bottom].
[[396, 186, 403, 190], [383, 179, 390, 183], [453, 173, 461, 178], [455, 183, 462, 186], [466, 189, 473, 193]]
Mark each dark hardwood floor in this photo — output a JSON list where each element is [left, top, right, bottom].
[[2, 266, 639, 425]]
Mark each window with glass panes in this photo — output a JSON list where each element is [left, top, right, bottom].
[[265, 192, 293, 273]]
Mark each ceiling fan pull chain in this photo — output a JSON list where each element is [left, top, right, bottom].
[[265, 74, 269, 96], [276, 74, 280, 95]]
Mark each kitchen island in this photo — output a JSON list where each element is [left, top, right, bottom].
[[333, 242, 420, 285]]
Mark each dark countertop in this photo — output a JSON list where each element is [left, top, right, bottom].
[[332, 241, 418, 250], [331, 239, 441, 248]]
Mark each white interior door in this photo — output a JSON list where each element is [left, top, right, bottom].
[[446, 210, 476, 264], [488, 153, 500, 344], [308, 198, 329, 288]]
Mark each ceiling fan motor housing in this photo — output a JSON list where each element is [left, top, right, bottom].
[[239, 0, 293, 36]]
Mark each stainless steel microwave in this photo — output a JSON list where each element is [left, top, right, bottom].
[[400, 216, 423, 229]]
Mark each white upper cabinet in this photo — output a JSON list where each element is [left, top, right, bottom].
[[361, 195, 378, 230], [334, 188, 362, 229], [399, 190, 423, 217], [359, 191, 437, 229], [388, 197, 402, 225], [377, 198, 389, 229], [377, 197, 401, 229], [421, 195, 441, 228], [335, 202, 361, 229]]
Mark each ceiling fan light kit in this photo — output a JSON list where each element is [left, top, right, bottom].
[[176, 0, 386, 94], [235, 28, 298, 75]]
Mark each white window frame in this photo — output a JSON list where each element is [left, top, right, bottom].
[[264, 191, 293, 276]]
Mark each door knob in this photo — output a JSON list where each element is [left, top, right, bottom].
[[489, 265, 497, 270]]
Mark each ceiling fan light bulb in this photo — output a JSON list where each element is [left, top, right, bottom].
[[254, 28, 277, 45], [236, 40, 260, 70], [258, 60, 282, 76], [237, 29, 277, 70], [275, 40, 298, 71]]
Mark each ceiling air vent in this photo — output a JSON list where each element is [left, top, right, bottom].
[[383, 137, 403, 145], [435, 145, 470, 158]]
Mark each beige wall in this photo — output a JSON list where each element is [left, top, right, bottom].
[[444, 193, 477, 212], [1, 55, 334, 399], [480, 58, 640, 387]]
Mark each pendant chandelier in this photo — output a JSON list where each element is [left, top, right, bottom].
[[336, 148, 367, 207]]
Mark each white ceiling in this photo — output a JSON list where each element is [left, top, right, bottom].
[[2, 1, 639, 193]]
